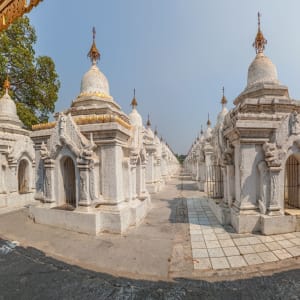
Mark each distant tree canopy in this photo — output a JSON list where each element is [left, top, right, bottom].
[[0, 16, 60, 128], [176, 154, 186, 164]]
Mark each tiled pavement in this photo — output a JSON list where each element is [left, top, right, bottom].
[[187, 198, 300, 270]]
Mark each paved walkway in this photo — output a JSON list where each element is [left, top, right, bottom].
[[0, 176, 299, 281], [187, 198, 300, 270]]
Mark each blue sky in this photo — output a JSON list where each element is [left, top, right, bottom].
[[29, 0, 300, 154]]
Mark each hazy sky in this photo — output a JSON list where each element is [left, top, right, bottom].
[[28, 0, 300, 154]]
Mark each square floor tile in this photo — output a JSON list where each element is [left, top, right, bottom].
[[190, 224, 201, 230], [193, 258, 212, 270], [190, 229, 202, 235], [214, 228, 226, 234], [233, 238, 249, 246], [202, 228, 214, 234], [203, 234, 217, 241], [265, 242, 282, 251], [238, 245, 255, 255], [259, 236, 274, 243], [205, 240, 220, 249], [192, 241, 206, 249], [243, 253, 264, 265], [282, 233, 297, 239], [272, 235, 286, 241], [192, 248, 209, 258], [277, 240, 294, 248], [208, 247, 224, 258], [290, 238, 300, 246], [210, 257, 230, 269], [272, 249, 292, 260], [219, 239, 235, 247], [246, 237, 261, 245], [286, 246, 300, 257], [217, 233, 231, 240], [252, 243, 269, 253], [258, 251, 279, 263], [223, 246, 240, 256], [191, 234, 204, 242], [227, 255, 247, 268]]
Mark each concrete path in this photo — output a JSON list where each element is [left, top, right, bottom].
[[0, 177, 299, 281], [0, 178, 193, 280]]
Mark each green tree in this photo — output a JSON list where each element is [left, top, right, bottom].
[[0, 16, 60, 128]]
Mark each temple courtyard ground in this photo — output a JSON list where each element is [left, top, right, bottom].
[[0, 177, 300, 299]]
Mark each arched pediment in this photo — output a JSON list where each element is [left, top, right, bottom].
[[40, 113, 96, 161]]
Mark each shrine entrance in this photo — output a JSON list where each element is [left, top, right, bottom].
[[61, 156, 76, 208], [18, 159, 30, 194], [284, 155, 300, 209], [206, 165, 223, 199]]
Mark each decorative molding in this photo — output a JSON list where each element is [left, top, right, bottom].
[[32, 114, 132, 131], [0, 0, 42, 32]]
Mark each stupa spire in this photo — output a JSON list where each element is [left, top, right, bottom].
[[200, 125, 203, 135], [221, 86, 227, 106], [207, 113, 211, 127], [88, 27, 101, 65], [253, 12, 267, 54], [131, 88, 138, 108], [146, 113, 151, 127], [3, 75, 10, 95]]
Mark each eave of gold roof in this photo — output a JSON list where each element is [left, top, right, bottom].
[[0, 0, 42, 32], [32, 114, 132, 131]]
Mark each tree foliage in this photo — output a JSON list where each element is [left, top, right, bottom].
[[175, 154, 186, 164], [0, 16, 60, 128]]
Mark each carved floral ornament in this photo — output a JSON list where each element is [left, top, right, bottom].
[[0, 0, 42, 32]]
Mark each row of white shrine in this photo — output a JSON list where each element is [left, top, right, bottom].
[[0, 33, 179, 234], [184, 17, 300, 235]]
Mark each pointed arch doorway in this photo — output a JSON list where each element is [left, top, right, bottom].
[[284, 154, 300, 209], [61, 156, 76, 208]]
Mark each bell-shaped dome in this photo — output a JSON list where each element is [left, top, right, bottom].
[[80, 64, 110, 97], [217, 106, 228, 125], [129, 108, 142, 127], [247, 52, 279, 88], [146, 127, 154, 139], [0, 91, 22, 127], [204, 127, 212, 140]]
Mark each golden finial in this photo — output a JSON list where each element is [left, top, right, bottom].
[[221, 86, 227, 105], [131, 88, 138, 108], [207, 113, 211, 126], [253, 12, 267, 54], [3, 75, 10, 93], [146, 113, 151, 127], [88, 27, 100, 65]]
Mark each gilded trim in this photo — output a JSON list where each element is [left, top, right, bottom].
[[32, 114, 131, 131], [0, 0, 43, 32]]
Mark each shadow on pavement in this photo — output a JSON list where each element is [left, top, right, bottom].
[[0, 238, 300, 299]]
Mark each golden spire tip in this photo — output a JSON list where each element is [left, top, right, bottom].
[[131, 88, 138, 108], [3, 75, 10, 93], [221, 86, 227, 105], [88, 27, 101, 65], [207, 113, 211, 126], [253, 12, 267, 54]]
